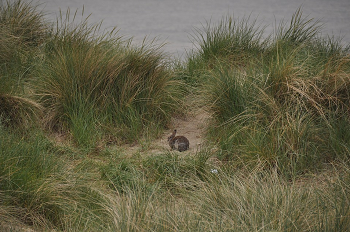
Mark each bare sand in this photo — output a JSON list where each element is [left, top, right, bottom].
[[121, 107, 210, 156]]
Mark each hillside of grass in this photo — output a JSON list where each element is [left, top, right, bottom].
[[186, 10, 350, 177], [1, 1, 350, 231]]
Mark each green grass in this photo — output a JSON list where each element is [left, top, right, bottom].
[[32, 10, 184, 147], [191, 15, 267, 65], [2, 137, 350, 231], [1, 1, 350, 231], [189, 9, 350, 177], [0, 0, 47, 128], [0, 125, 61, 229]]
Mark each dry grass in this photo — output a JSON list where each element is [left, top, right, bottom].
[[1, 1, 350, 231]]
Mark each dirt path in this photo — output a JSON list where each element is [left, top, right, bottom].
[[156, 108, 210, 153], [122, 107, 210, 156]]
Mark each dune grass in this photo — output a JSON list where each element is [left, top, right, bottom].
[[1, 1, 350, 231], [1, 136, 349, 231], [33, 9, 184, 148], [1, 0, 184, 144], [97, 152, 350, 232], [189, 9, 350, 177], [0, 0, 47, 128]]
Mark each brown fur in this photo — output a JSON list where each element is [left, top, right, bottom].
[[167, 129, 189, 152]]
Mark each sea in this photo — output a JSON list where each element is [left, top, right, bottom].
[[37, 0, 350, 59]]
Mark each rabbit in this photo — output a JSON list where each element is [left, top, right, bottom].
[[167, 129, 189, 152]]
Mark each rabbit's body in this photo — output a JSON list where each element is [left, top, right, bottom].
[[168, 129, 189, 152]]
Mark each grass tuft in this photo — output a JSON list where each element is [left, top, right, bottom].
[[1, 2, 350, 231], [187, 10, 350, 177], [33, 9, 184, 146]]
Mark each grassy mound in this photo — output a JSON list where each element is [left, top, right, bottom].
[[0, 0, 184, 145], [35, 14, 183, 147], [1, 1, 350, 231], [0, 0, 47, 128], [187, 9, 350, 177]]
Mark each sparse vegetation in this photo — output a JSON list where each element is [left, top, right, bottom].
[[1, 1, 350, 231]]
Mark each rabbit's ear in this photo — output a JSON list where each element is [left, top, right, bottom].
[[170, 130, 177, 137]]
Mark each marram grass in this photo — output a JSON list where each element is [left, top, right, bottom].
[[2, 142, 348, 231], [33, 8, 184, 146], [1, 1, 350, 231], [192, 10, 350, 176], [0, 0, 47, 128]]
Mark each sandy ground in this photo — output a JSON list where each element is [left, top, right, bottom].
[[157, 108, 210, 153], [121, 107, 210, 156], [51, 103, 211, 157]]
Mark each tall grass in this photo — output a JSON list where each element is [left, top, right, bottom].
[[275, 8, 321, 45], [190, 9, 350, 176], [0, 0, 47, 128], [183, 15, 267, 87], [0, 0, 48, 47], [192, 15, 267, 65], [0, 125, 60, 229], [1, 1, 350, 231], [33, 10, 183, 147], [98, 151, 350, 231], [2, 141, 349, 231]]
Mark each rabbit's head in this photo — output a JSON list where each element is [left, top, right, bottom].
[[167, 129, 177, 142]]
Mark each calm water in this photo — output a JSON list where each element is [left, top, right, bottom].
[[38, 0, 350, 59]]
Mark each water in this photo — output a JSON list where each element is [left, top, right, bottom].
[[38, 0, 350, 59]]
